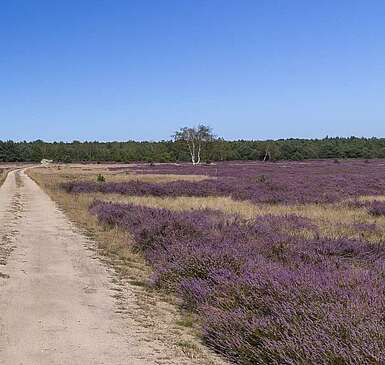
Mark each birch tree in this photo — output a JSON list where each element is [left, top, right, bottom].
[[263, 142, 280, 161], [174, 125, 215, 165]]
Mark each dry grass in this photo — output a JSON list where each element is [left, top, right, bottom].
[[33, 165, 212, 184], [358, 195, 385, 202], [0, 169, 9, 186]]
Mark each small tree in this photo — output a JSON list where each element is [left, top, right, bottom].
[[174, 124, 215, 165]]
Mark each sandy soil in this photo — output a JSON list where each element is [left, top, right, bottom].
[[0, 170, 223, 365]]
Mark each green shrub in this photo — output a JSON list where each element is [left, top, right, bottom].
[[96, 174, 105, 183]]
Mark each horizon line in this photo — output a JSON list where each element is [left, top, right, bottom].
[[1, 135, 385, 144]]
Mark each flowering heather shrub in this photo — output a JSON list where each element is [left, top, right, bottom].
[[368, 201, 385, 216], [90, 201, 385, 364], [127, 159, 385, 179], [65, 160, 385, 204], [64, 179, 221, 197], [349, 200, 385, 216]]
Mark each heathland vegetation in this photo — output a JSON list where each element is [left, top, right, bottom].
[[29, 159, 385, 364]]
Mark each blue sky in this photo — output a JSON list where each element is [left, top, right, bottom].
[[1, 0, 385, 141]]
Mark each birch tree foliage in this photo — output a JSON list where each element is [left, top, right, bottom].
[[173, 125, 215, 165]]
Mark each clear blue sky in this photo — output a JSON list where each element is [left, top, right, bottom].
[[1, 1, 385, 142]]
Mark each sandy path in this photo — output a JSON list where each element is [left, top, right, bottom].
[[0, 170, 203, 365]]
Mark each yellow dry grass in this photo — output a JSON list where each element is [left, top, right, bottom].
[[358, 195, 385, 202], [32, 166, 211, 184], [0, 168, 11, 187]]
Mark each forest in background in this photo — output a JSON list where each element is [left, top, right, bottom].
[[1, 137, 385, 163]]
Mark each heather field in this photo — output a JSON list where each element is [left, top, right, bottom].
[[30, 160, 385, 364], [66, 159, 385, 204]]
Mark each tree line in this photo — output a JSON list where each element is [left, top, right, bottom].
[[1, 137, 385, 163]]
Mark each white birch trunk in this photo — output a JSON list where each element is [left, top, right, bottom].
[[196, 140, 202, 165]]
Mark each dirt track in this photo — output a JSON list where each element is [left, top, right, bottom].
[[0, 170, 214, 365]]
